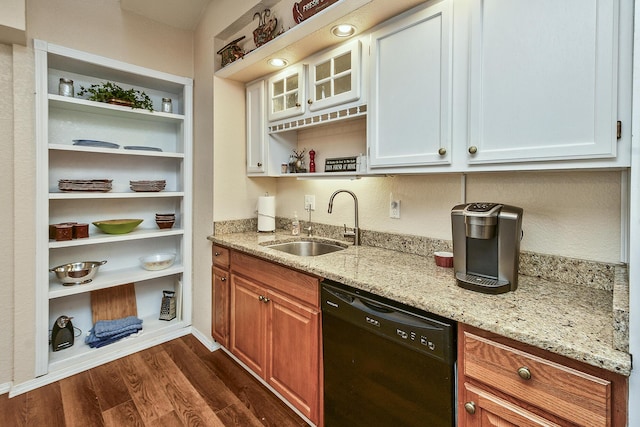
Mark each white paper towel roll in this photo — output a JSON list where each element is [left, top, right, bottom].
[[257, 196, 276, 232]]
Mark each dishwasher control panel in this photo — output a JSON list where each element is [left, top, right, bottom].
[[321, 281, 454, 363]]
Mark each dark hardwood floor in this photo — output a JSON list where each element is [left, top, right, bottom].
[[0, 335, 308, 426]]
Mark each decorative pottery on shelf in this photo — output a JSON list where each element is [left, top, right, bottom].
[[253, 9, 279, 48], [217, 36, 246, 67]]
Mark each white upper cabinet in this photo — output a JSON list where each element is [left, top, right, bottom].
[[466, 0, 623, 164], [246, 80, 267, 175], [307, 40, 361, 112], [368, 0, 452, 170], [267, 64, 306, 122]]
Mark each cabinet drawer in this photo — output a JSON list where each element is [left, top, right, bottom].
[[212, 245, 230, 268], [463, 331, 611, 426], [230, 250, 319, 308]]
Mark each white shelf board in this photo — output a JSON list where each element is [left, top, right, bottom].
[[48, 316, 188, 371], [49, 265, 184, 299], [49, 94, 185, 123], [215, 0, 372, 82], [49, 143, 185, 159], [49, 228, 184, 248], [49, 191, 185, 200], [282, 172, 362, 179]]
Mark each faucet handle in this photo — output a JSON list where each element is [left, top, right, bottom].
[[343, 224, 355, 238]]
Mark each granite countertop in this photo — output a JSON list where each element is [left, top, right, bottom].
[[208, 231, 632, 376]]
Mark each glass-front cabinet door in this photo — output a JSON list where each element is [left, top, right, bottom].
[[267, 64, 305, 122], [308, 40, 361, 112]]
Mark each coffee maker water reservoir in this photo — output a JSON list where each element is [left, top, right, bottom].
[[451, 203, 523, 294]]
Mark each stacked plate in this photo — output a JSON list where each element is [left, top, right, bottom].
[[59, 179, 112, 192], [155, 213, 175, 229], [130, 180, 166, 192]]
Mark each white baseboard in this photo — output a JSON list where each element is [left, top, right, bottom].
[[220, 347, 314, 426], [191, 327, 221, 352], [0, 381, 11, 395], [9, 327, 195, 397]]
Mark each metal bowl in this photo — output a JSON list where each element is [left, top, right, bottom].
[[49, 260, 107, 285]]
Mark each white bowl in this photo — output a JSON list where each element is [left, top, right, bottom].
[[140, 253, 176, 271]]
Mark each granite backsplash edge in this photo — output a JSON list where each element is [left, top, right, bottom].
[[213, 217, 629, 351]]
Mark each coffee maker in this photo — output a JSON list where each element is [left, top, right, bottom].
[[451, 202, 523, 294]]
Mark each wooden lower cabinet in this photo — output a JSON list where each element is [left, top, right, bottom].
[[458, 324, 628, 427], [211, 245, 231, 347], [229, 250, 321, 425]]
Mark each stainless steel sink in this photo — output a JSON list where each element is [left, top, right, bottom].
[[266, 240, 347, 256]]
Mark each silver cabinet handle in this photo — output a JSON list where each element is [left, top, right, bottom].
[[517, 366, 532, 380], [464, 401, 476, 415], [468, 146, 478, 154], [438, 147, 447, 156]]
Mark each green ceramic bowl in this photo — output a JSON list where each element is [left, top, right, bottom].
[[92, 219, 143, 234]]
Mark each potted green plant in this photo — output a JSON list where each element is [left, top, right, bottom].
[[77, 82, 154, 112]]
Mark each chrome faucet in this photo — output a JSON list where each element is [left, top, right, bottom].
[[328, 189, 360, 245], [305, 206, 313, 236]]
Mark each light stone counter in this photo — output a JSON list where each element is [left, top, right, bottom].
[[208, 231, 631, 376]]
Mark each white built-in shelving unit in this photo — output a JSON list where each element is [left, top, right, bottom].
[[34, 40, 193, 377]]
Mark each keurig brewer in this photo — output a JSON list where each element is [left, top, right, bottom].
[[451, 202, 523, 294]]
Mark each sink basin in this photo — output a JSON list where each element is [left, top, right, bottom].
[[266, 240, 346, 257]]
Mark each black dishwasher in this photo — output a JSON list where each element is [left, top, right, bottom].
[[322, 280, 456, 427]]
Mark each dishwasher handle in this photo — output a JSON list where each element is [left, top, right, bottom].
[[323, 284, 443, 332]]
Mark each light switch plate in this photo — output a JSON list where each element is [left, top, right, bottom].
[[305, 195, 316, 211], [390, 199, 400, 219]]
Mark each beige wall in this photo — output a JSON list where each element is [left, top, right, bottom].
[[0, 44, 16, 385], [27, 0, 193, 77], [276, 171, 622, 263]]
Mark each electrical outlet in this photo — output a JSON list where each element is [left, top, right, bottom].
[[304, 195, 316, 211], [390, 199, 401, 219]]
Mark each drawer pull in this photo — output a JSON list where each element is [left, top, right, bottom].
[[220, 277, 226, 282], [214, 252, 221, 257], [517, 366, 532, 380], [468, 145, 478, 154], [438, 147, 447, 156], [464, 401, 476, 415]]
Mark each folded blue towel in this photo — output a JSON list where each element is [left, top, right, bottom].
[[86, 327, 142, 348], [85, 323, 142, 345], [94, 316, 143, 338], [84, 316, 144, 348]]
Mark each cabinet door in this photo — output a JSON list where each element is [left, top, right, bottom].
[[368, 1, 452, 169], [467, 0, 620, 164], [230, 275, 267, 377], [460, 383, 560, 427], [266, 290, 320, 424], [308, 40, 361, 112], [212, 266, 229, 347], [246, 80, 266, 174], [267, 64, 306, 122]]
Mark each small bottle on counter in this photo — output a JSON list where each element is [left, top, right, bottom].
[[291, 211, 300, 236], [161, 97, 173, 113], [58, 78, 74, 97]]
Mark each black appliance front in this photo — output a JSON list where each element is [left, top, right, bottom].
[[322, 280, 456, 427]]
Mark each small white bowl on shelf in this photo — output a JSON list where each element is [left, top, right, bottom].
[[140, 253, 176, 271]]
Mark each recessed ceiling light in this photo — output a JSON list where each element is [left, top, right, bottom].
[[331, 24, 356, 38], [268, 58, 288, 67]]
